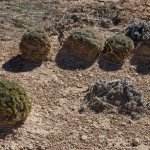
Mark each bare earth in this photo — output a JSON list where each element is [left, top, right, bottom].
[[0, 0, 150, 150]]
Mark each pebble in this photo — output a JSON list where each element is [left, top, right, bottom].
[[89, 74, 93, 77], [0, 57, 4, 61], [81, 135, 88, 141], [77, 84, 82, 88], [0, 36, 12, 41], [76, 74, 82, 78], [27, 144, 34, 150], [132, 138, 140, 146], [134, 73, 139, 76], [120, 122, 127, 126]]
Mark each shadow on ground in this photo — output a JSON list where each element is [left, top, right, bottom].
[[130, 55, 150, 75], [55, 45, 95, 70], [2, 55, 42, 73], [98, 55, 123, 71], [0, 123, 23, 139]]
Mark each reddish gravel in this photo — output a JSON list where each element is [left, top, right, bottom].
[[0, 0, 149, 149]]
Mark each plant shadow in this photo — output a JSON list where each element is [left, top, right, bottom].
[[2, 55, 42, 73], [55, 45, 95, 70], [0, 123, 23, 139], [130, 43, 150, 75], [130, 55, 150, 75], [98, 55, 123, 71]]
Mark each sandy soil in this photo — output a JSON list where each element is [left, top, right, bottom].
[[0, 0, 150, 149]]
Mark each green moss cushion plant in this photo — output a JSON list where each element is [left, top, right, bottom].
[[19, 26, 51, 62], [0, 78, 31, 127], [104, 34, 134, 61], [65, 27, 105, 61]]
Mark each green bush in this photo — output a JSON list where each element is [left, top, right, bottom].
[[0, 78, 32, 126], [19, 26, 51, 62], [104, 34, 134, 61], [65, 27, 105, 61]]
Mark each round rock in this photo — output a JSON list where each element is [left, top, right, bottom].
[[81, 135, 88, 141], [19, 26, 51, 62], [132, 138, 140, 146]]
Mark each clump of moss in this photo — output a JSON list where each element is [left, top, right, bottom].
[[19, 26, 51, 62], [0, 78, 32, 127], [104, 34, 134, 61], [65, 27, 105, 61]]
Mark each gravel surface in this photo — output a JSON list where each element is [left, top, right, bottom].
[[0, 0, 150, 149]]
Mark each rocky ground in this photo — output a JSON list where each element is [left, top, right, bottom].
[[0, 0, 150, 149]]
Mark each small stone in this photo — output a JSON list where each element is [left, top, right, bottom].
[[126, 75, 131, 79], [0, 57, 4, 61], [77, 84, 82, 88], [120, 122, 127, 126], [89, 74, 93, 77], [134, 73, 138, 76], [76, 74, 82, 78], [27, 144, 34, 150], [81, 135, 88, 141], [118, 131, 123, 135], [132, 138, 140, 146], [0, 36, 12, 41]]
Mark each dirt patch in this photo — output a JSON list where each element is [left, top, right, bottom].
[[0, 0, 150, 149]]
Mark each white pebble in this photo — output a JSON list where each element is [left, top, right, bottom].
[[81, 135, 87, 141], [121, 122, 127, 126]]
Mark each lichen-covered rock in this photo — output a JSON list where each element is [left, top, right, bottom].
[[104, 34, 134, 61], [19, 26, 51, 62], [65, 27, 105, 61], [125, 21, 150, 43], [85, 78, 150, 117], [0, 78, 32, 127]]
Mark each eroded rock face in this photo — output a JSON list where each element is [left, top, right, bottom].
[[19, 26, 51, 62]]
